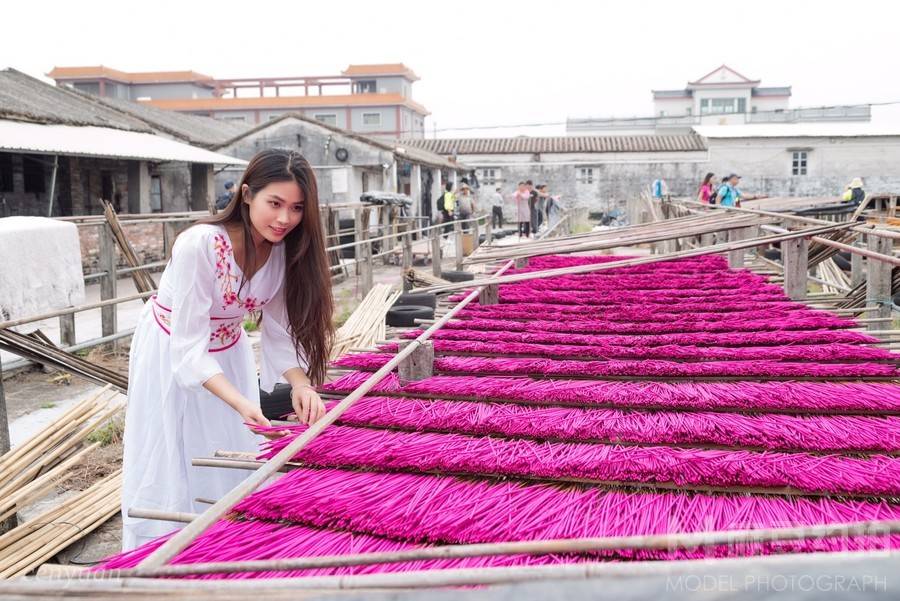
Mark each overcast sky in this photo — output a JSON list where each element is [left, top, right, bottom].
[[4, 0, 900, 137]]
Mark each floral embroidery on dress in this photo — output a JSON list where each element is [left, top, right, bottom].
[[210, 321, 242, 347], [213, 233, 268, 311]]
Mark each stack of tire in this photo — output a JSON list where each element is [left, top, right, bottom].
[[385, 271, 475, 327]]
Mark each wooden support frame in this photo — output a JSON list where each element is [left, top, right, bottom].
[[397, 340, 434, 383], [417, 223, 851, 295], [782, 236, 810, 301]]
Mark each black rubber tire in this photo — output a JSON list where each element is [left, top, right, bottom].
[[832, 253, 851, 271], [386, 305, 434, 327], [394, 292, 437, 308], [441, 270, 475, 283], [763, 248, 782, 261], [478, 234, 487, 244], [259, 384, 293, 420]]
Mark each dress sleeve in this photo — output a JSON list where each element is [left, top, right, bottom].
[[259, 279, 309, 393], [168, 227, 223, 391]]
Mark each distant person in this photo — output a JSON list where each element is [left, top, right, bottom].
[[716, 174, 742, 207], [514, 181, 532, 238], [438, 181, 456, 237], [697, 173, 717, 204], [215, 180, 235, 211], [544, 186, 563, 230], [842, 177, 865, 206], [536, 183, 548, 230], [457, 183, 475, 230], [490, 185, 504, 228], [526, 180, 539, 233], [651, 178, 669, 200]]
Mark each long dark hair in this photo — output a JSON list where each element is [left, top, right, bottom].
[[698, 172, 714, 194], [201, 149, 333, 384]]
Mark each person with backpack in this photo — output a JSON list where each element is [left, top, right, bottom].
[[697, 173, 717, 204], [437, 181, 456, 237], [716, 174, 742, 207]]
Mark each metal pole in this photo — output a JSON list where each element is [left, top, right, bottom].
[[46, 155, 59, 217]]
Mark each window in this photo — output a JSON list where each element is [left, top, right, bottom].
[[362, 112, 382, 127], [0, 154, 12, 193], [314, 113, 337, 125], [150, 176, 162, 212], [223, 116, 246, 123], [577, 167, 594, 184], [23, 155, 45, 194], [791, 151, 808, 176], [355, 80, 376, 94], [480, 168, 501, 186], [700, 98, 746, 115]]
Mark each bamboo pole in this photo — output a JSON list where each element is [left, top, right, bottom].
[[135, 259, 519, 571], [194, 453, 897, 500], [0, 291, 156, 330], [105, 519, 900, 579]]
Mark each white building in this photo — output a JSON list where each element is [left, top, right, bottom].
[[568, 65, 870, 136], [696, 123, 900, 198], [401, 123, 900, 215]]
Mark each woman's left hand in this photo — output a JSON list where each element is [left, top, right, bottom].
[[291, 384, 326, 425]]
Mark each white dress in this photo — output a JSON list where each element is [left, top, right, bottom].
[[121, 224, 307, 551]]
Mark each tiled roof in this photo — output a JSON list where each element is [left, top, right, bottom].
[[215, 113, 462, 170], [144, 93, 430, 116], [47, 66, 215, 86], [0, 69, 150, 131], [398, 135, 707, 155], [341, 63, 419, 81], [91, 96, 249, 147], [0, 70, 247, 147]]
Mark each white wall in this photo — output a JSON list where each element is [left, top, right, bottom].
[[706, 135, 900, 196]]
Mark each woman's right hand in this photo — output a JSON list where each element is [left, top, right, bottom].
[[236, 400, 286, 439]]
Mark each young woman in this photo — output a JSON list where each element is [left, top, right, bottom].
[[120, 149, 333, 550], [697, 172, 716, 203]]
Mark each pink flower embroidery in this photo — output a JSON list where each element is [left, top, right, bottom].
[[210, 322, 242, 346], [212, 233, 269, 311]]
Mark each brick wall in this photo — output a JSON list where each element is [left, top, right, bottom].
[[77, 220, 192, 273]]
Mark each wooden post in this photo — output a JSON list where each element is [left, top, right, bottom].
[[380, 205, 392, 266], [59, 313, 76, 347], [401, 226, 413, 293], [431, 224, 442, 278], [478, 284, 499, 305], [782, 236, 809, 301], [454, 220, 464, 271], [485, 218, 493, 245], [514, 257, 529, 269], [867, 233, 893, 329], [397, 340, 434, 384], [473, 217, 480, 250], [0, 353, 13, 536], [727, 226, 757, 268], [850, 241, 865, 288], [354, 209, 373, 297], [98, 223, 118, 337], [163, 221, 178, 259]]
